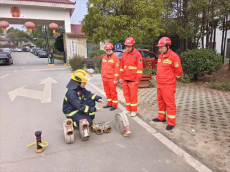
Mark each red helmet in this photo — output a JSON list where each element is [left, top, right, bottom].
[[157, 37, 171, 46], [104, 43, 113, 50], [124, 37, 135, 46]]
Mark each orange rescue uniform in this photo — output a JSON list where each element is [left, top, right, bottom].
[[120, 48, 143, 112], [101, 53, 120, 108], [156, 49, 183, 126]]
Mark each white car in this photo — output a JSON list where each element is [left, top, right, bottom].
[[17, 48, 23, 52], [3, 48, 11, 53]]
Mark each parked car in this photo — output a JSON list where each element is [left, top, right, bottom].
[[33, 48, 40, 54], [38, 51, 48, 58], [22, 48, 30, 52], [12, 48, 17, 52], [0, 52, 13, 65], [30, 48, 34, 53], [3, 48, 11, 53], [35, 49, 43, 56], [17, 48, 23, 52], [114, 49, 158, 69], [0, 48, 3, 52]]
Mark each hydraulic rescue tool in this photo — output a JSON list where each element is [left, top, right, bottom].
[[115, 112, 132, 137], [63, 119, 74, 144], [91, 120, 112, 135], [27, 131, 48, 153], [79, 119, 90, 141]]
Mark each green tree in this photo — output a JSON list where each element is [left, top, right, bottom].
[[0, 28, 3, 35], [81, 0, 164, 50], [7, 32, 16, 43], [54, 35, 64, 52], [16, 31, 33, 42], [7, 27, 20, 34], [35, 38, 45, 48]]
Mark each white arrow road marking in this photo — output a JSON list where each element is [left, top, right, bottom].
[[8, 77, 57, 103], [1, 74, 9, 78]]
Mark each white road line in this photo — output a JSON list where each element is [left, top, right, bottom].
[[88, 81, 212, 172], [24, 56, 31, 64], [1, 74, 9, 78], [20, 68, 66, 72]]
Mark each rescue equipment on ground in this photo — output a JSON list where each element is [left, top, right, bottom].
[[27, 131, 48, 153], [63, 119, 74, 144], [91, 120, 112, 135], [115, 112, 132, 137], [79, 119, 90, 141]]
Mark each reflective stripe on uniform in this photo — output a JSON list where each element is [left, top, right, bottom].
[[91, 94, 96, 100], [84, 105, 89, 113], [120, 69, 124, 71], [168, 115, 176, 119], [114, 74, 119, 76], [158, 59, 161, 62], [175, 75, 181, 79], [126, 102, 130, 105], [158, 111, 166, 114], [89, 112, 95, 116], [131, 103, 137, 106], [107, 99, 112, 101], [124, 66, 127, 68], [65, 110, 79, 117], [163, 59, 172, 64], [112, 100, 118, 103], [137, 70, 143, 74], [102, 59, 107, 62], [108, 60, 114, 63], [64, 96, 67, 101], [74, 122, 78, 127], [79, 97, 82, 100], [129, 66, 137, 69]]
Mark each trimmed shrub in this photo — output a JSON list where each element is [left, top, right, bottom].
[[89, 50, 106, 58], [180, 49, 222, 80], [69, 55, 85, 71]]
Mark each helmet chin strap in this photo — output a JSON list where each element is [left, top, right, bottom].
[[128, 46, 134, 53], [163, 45, 169, 55]]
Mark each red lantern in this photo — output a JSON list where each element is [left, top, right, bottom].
[[49, 23, 58, 34], [0, 21, 9, 33], [25, 21, 35, 33], [6, 43, 9, 45], [13, 43, 15, 46]]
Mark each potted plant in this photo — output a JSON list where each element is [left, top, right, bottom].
[[139, 57, 153, 88]]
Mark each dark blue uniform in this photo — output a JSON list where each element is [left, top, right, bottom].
[[63, 86, 102, 127]]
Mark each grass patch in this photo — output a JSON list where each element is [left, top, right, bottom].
[[53, 54, 64, 62], [198, 69, 230, 91]]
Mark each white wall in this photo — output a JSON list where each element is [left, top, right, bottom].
[[65, 36, 87, 63], [0, 3, 72, 32], [203, 29, 230, 58]]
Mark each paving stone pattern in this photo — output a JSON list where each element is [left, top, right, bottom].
[[92, 74, 230, 172]]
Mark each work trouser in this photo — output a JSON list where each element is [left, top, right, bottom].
[[66, 99, 96, 127], [103, 80, 118, 108], [157, 88, 176, 126], [122, 80, 138, 112]]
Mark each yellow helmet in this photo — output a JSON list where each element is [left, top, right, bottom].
[[71, 69, 89, 83]]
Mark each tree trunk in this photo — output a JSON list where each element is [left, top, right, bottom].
[[223, 15, 228, 61], [213, 25, 216, 49], [221, 17, 225, 59]]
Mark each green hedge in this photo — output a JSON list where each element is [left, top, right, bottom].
[[89, 50, 106, 58], [180, 49, 222, 80]]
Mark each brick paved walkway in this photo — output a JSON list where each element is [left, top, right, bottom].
[[91, 74, 230, 172]]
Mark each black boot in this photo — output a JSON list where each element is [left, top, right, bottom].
[[166, 125, 175, 130], [110, 106, 117, 111], [103, 104, 111, 108], [152, 118, 166, 122]]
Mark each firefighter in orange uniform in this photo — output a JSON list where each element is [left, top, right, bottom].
[[152, 37, 183, 130], [101, 43, 120, 111], [119, 37, 143, 117]]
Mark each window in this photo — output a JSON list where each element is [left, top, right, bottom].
[[142, 51, 157, 59], [114, 51, 123, 57]]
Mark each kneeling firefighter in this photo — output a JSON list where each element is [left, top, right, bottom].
[[63, 69, 105, 128]]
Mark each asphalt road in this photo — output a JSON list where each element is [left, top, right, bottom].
[[0, 52, 199, 172]]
